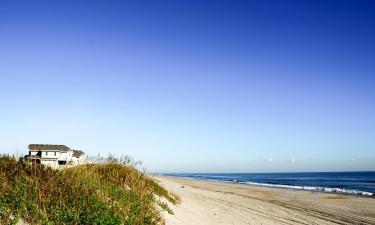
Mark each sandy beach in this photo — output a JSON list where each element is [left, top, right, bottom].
[[156, 176, 375, 225]]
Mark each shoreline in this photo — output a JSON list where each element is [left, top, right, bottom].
[[160, 174, 374, 198], [156, 175, 375, 225]]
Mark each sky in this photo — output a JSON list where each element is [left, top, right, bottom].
[[0, 0, 374, 173]]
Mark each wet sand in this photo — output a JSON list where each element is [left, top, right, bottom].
[[156, 176, 375, 225]]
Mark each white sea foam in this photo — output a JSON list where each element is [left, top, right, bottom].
[[166, 174, 374, 197], [242, 181, 374, 196]]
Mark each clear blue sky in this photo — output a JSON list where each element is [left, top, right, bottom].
[[1, 0, 374, 172]]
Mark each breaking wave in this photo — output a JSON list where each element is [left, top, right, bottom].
[[238, 181, 374, 196], [165, 172, 375, 197]]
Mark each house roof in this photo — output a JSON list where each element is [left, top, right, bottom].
[[28, 144, 70, 152], [72, 150, 85, 157]]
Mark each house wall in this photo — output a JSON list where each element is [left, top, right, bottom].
[[60, 151, 73, 164], [42, 151, 59, 158], [71, 155, 86, 165], [40, 159, 58, 167]]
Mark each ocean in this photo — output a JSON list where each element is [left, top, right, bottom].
[[164, 171, 375, 196]]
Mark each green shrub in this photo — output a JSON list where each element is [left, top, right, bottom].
[[0, 156, 177, 225]]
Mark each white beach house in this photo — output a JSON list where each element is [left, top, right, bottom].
[[27, 144, 86, 168]]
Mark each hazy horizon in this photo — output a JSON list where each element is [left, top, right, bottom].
[[1, 0, 374, 173]]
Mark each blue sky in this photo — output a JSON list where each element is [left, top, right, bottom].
[[0, 0, 374, 172]]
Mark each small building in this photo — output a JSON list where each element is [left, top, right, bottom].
[[27, 144, 86, 168], [72, 150, 86, 165]]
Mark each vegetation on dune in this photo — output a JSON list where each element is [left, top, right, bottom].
[[0, 155, 178, 225]]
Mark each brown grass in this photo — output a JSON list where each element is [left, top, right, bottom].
[[0, 155, 178, 225]]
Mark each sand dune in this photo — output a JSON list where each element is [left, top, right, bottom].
[[156, 176, 375, 225]]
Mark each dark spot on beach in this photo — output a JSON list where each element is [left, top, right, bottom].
[[325, 195, 348, 200]]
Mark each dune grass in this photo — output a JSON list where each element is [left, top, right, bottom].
[[0, 156, 177, 225]]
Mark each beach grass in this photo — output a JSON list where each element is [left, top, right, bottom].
[[0, 155, 177, 225]]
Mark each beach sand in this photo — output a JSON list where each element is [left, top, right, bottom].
[[156, 176, 375, 225]]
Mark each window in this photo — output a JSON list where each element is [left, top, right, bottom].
[[46, 152, 48, 156], [54, 152, 57, 156]]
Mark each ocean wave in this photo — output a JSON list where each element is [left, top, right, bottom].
[[165, 173, 375, 196], [238, 181, 374, 196]]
